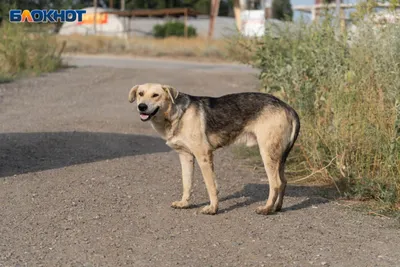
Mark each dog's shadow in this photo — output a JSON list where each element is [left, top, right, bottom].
[[190, 183, 331, 214]]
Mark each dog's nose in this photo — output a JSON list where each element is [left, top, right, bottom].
[[138, 103, 148, 112]]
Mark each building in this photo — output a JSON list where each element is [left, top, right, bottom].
[[239, 0, 272, 11]]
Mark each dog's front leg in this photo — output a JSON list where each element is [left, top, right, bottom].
[[171, 152, 195, 209], [195, 151, 219, 215]]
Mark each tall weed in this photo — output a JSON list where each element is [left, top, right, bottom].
[[0, 23, 62, 80], [229, 16, 400, 210]]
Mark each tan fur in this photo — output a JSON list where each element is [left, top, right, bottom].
[[129, 83, 298, 215]]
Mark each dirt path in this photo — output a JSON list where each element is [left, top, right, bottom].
[[0, 56, 399, 267]]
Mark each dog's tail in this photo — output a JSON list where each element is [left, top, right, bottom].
[[281, 109, 301, 167]]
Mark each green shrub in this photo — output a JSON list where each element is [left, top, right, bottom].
[[229, 15, 400, 212], [152, 21, 197, 38], [0, 22, 62, 80]]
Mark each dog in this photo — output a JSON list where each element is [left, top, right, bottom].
[[128, 83, 300, 215]]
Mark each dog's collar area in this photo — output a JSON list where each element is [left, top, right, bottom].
[[140, 107, 159, 121]]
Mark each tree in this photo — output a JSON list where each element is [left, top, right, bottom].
[[271, 0, 293, 21]]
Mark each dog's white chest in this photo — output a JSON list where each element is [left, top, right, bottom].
[[166, 138, 190, 153]]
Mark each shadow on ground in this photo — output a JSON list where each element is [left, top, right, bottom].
[[0, 131, 170, 177], [221, 183, 331, 213], [189, 183, 332, 213]]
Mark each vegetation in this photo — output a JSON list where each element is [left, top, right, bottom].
[[58, 35, 228, 61], [0, 23, 63, 81], [229, 13, 400, 213], [271, 0, 293, 21], [153, 21, 197, 38]]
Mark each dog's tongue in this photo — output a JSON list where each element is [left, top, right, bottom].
[[140, 114, 149, 120]]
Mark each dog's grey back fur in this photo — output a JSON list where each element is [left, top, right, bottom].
[[174, 92, 300, 150]]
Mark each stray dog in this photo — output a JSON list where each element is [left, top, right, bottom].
[[128, 83, 300, 215]]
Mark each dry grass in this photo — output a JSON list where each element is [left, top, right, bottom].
[[0, 23, 62, 81], [229, 17, 400, 214], [56, 35, 232, 62]]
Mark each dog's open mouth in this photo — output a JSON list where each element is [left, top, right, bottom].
[[139, 107, 159, 121]]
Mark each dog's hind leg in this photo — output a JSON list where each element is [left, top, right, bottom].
[[194, 151, 219, 215], [274, 162, 287, 212], [255, 132, 285, 215], [171, 152, 195, 209]]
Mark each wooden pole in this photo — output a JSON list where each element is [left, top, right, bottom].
[[315, 0, 321, 22], [340, 6, 345, 32], [121, 0, 126, 37], [208, 0, 215, 38], [208, 0, 216, 39], [93, 0, 97, 34], [109, 0, 114, 9], [233, 0, 241, 31], [184, 8, 188, 38], [208, 0, 220, 39], [335, 0, 341, 19]]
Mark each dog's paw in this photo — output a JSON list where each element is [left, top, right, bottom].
[[255, 206, 272, 215], [200, 205, 218, 215], [171, 200, 190, 209]]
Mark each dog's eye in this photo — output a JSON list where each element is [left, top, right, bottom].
[[152, 93, 159, 98], [138, 92, 144, 96]]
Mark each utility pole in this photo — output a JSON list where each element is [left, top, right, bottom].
[[208, 0, 220, 39], [93, 0, 97, 34], [121, 0, 126, 38], [336, 0, 340, 19], [314, 0, 321, 22], [233, 0, 241, 31]]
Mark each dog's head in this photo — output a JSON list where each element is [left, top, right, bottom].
[[128, 83, 179, 121]]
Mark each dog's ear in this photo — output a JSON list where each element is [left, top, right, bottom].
[[128, 85, 139, 103], [162, 85, 179, 104]]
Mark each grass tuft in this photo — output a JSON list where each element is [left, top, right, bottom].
[[0, 23, 63, 81]]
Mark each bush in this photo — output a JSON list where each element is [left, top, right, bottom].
[[0, 23, 62, 80], [229, 15, 400, 212], [152, 21, 197, 38]]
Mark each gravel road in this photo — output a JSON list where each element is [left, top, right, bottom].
[[0, 55, 399, 267]]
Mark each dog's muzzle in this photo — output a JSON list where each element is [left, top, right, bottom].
[[139, 107, 159, 121]]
